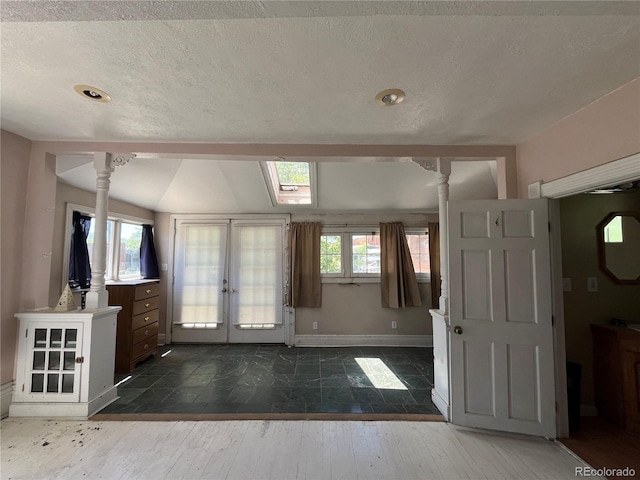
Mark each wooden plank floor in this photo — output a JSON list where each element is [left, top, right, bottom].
[[1, 419, 598, 479], [559, 417, 640, 478]]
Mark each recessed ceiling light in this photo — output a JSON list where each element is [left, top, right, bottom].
[[375, 88, 405, 106], [73, 84, 111, 103]]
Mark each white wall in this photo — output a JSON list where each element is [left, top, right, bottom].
[[295, 282, 433, 336], [517, 78, 640, 197], [1, 131, 32, 386]]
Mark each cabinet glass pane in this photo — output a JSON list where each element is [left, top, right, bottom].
[[62, 374, 74, 393], [63, 352, 75, 371], [65, 329, 77, 348], [50, 329, 62, 348], [31, 374, 44, 392], [47, 373, 59, 393], [32, 351, 45, 370], [48, 351, 61, 370], [34, 329, 47, 348]]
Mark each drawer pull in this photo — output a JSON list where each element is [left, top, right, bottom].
[[145, 303, 150, 308], [144, 344, 149, 350], [144, 316, 150, 321], [144, 330, 149, 336], [145, 289, 151, 294]]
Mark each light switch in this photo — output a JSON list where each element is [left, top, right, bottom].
[[587, 277, 598, 292], [562, 278, 572, 292], [160, 263, 168, 271]]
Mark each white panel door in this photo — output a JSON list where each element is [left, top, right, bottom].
[[449, 199, 555, 437]]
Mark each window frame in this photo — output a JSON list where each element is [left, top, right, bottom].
[[62, 203, 154, 291], [320, 226, 431, 283], [348, 230, 381, 278], [319, 232, 344, 278]]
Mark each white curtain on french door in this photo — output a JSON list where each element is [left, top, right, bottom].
[[231, 224, 282, 327], [173, 222, 228, 328]]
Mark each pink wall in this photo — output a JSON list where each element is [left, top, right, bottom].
[[1, 131, 32, 385], [517, 78, 640, 197]]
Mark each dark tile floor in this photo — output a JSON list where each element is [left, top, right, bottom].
[[101, 344, 440, 415]]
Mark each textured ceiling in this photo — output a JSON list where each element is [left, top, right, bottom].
[[1, 1, 638, 144], [3, 1, 638, 213]]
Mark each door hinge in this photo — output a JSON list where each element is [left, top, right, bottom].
[[22, 384, 24, 392], [548, 222, 551, 232], [75, 356, 85, 364], [552, 315, 555, 326], [25, 328, 28, 338], [555, 401, 558, 412]]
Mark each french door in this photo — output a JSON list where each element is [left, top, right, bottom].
[[171, 218, 286, 344]]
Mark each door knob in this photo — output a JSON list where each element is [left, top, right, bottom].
[[221, 288, 227, 293], [231, 288, 237, 293], [453, 325, 463, 335]]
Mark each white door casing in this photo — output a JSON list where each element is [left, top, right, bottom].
[[449, 199, 556, 437]]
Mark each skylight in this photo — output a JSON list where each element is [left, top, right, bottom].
[[262, 160, 316, 206]]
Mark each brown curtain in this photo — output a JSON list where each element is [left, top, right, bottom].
[[428, 222, 441, 309], [288, 222, 322, 308], [380, 222, 422, 308]]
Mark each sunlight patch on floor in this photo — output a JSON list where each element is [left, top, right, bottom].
[[355, 357, 407, 390]]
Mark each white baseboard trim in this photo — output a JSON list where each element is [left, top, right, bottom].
[[158, 333, 166, 346], [8, 386, 118, 420], [431, 388, 450, 421], [1, 382, 14, 419], [580, 404, 597, 417], [294, 334, 433, 347]]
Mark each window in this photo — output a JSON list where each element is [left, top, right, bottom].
[[406, 232, 430, 276], [65, 204, 152, 286], [320, 235, 342, 275], [351, 234, 381, 275], [85, 218, 115, 281], [320, 228, 430, 282], [261, 161, 317, 206], [604, 215, 624, 243], [118, 223, 143, 278]]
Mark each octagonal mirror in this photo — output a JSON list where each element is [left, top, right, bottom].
[[596, 212, 640, 284]]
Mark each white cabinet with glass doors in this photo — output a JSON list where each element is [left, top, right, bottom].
[[10, 307, 121, 419]]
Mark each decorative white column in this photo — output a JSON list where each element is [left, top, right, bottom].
[[412, 156, 452, 420], [411, 157, 451, 313], [436, 158, 451, 314], [85, 153, 132, 310]]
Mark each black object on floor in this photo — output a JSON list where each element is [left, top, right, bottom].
[[102, 344, 440, 415]]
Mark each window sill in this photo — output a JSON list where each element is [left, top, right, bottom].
[[321, 276, 431, 284], [106, 278, 156, 286], [321, 277, 379, 284]]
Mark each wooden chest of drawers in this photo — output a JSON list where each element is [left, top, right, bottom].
[[107, 280, 160, 373], [591, 324, 640, 435]]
